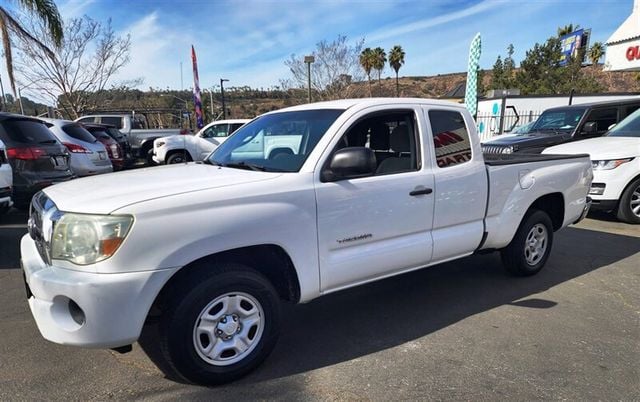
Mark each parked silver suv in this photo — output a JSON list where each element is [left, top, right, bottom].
[[41, 118, 112, 177]]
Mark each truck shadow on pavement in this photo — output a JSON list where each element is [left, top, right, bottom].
[[138, 225, 640, 388]]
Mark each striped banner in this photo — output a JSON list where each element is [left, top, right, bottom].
[[191, 45, 204, 129]]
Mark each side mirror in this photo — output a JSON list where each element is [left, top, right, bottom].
[[582, 121, 597, 134], [607, 123, 617, 131], [321, 147, 376, 182]]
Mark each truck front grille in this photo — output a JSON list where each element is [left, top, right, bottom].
[[482, 145, 507, 154]]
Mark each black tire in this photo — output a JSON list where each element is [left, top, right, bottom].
[[166, 152, 190, 165], [616, 177, 640, 224], [158, 263, 281, 385], [501, 210, 554, 276]]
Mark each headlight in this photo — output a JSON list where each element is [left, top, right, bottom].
[[501, 146, 514, 154], [591, 158, 633, 170], [51, 213, 133, 265]]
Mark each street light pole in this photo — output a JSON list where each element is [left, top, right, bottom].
[[220, 79, 229, 119], [304, 55, 315, 103]]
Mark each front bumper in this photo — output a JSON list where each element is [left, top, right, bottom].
[[21, 234, 177, 348]]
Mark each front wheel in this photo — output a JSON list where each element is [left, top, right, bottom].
[[166, 152, 190, 164], [616, 177, 640, 224], [158, 263, 281, 385], [501, 210, 554, 276]]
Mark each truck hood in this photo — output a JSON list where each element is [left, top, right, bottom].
[[542, 136, 640, 159], [43, 163, 280, 214]]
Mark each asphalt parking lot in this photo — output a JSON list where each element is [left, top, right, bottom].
[[0, 209, 638, 400]]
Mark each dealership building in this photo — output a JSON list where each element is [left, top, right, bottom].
[[604, 0, 640, 71]]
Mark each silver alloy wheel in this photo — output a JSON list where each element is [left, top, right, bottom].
[[631, 185, 640, 218], [524, 223, 548, 266], [193, 292, 264, 366]]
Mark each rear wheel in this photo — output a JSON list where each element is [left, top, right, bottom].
[[158, 263, 281, 385], [616, 177, 640, 224], [501, 210, 554, 276]]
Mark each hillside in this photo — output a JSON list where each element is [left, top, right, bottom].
[[221, 67, 640, 119]]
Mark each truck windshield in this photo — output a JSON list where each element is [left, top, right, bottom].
[[208, 109, 344, 172], [531, 108, 586, 132], [607, 108, 640, 138]]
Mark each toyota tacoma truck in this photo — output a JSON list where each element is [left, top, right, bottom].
[[21, 98, 592, 385]]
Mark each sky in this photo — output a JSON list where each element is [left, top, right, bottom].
[[10, 0, 638, 100]]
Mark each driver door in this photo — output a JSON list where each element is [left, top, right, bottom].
[[314, 107, 434, 292]]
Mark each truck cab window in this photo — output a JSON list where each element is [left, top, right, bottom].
[[429, 110, 472, 168], [336, 111, 419, 176]]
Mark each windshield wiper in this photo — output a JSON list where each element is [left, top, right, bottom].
[[223, 162, 267, 171]]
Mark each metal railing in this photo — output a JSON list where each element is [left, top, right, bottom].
[[475, 111, 542, 142]]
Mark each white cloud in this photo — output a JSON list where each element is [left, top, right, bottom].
[[58, 0, 96, 19]]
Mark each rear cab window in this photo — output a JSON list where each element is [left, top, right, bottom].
[[100, 117, 123, 129], [0, 119, 58, 145], [428, 110, 473, 168], [62, 124, 98, 143]]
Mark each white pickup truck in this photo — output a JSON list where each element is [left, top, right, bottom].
[[21, 98, 592, 385], [152, 119, 249, 164]]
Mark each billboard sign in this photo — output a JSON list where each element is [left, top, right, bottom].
[[559, 29, 587, 66]]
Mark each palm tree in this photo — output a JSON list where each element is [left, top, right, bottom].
[[0, 0, 63, 96], [372, 47, 386, 84], [388, 45, 405, 97], [588, 42, 604, 69], [360, 47, 374, 96], [558, 24, 580, 37]]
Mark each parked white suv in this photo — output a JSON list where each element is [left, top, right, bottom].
[[153, 119, 249, 164], [21, 98, 592, 385], [544, 108, 640, 223], [0, 139, 12, 214]]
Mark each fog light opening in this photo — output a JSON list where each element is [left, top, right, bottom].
[[68, 299, 86, 326]]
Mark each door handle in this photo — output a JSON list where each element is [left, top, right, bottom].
[[409, 187, 433, 196]]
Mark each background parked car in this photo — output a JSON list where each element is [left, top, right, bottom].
[[153, 119, 249, 164], [483, 99, 640, 154], [544, 107, 640, 224], [0, 113, 74, 209], [82, 123, 126, 171], [0, 138, 12, 214], [76, 113, 188, 165], [41, 118, 113, 177]]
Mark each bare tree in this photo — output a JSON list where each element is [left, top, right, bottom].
[[15, 16, 132, 118], [284, 35, 366, 100]]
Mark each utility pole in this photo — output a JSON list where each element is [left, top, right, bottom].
[[180, 61, 184, 90], [304, 55, 315, 103], [18, 87, 24, 115], [0, 74, 5, 111], [220, 78, 229, 119], [208, 88, 214, 117]]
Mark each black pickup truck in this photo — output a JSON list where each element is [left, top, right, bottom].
[[482, 98, 640, 154]]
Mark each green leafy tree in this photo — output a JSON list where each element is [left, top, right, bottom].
[[515, 37, 601, 95], [372, 46, 386, 83], [388, 45, 405, 97], [588, 41, 605, 68], [0, 0, 63, 96], [558, 23, 580, 37], [360, 47, 374, 96], [490, 55, 504, 89]]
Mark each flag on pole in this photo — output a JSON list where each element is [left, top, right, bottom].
[[191, 45, 204, 129], [464, 33, 482, 117]]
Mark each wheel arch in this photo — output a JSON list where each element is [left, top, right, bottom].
[[148, 244, 301, 318], [525, 192, 564, 231], [166, 148, 193, 162]]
